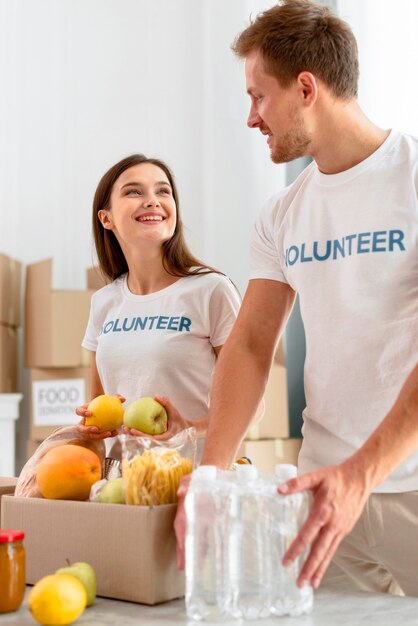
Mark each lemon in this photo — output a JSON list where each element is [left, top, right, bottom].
[[85, 394, 124, 432], [28, 574, 87, 625]]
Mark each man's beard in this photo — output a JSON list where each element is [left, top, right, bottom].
[[270, 114, 311, 164]]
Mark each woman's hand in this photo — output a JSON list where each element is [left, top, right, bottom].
[[122, 395, 191, 440], [75, 395, 125, 440]]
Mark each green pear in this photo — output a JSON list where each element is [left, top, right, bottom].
[[56, 560, 96, 607], [123, 397, 168, 435], [98, 477, 125, 504]]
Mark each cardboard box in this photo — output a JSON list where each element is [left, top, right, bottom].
[[30, 367, 90, 440], [25, 259, 94, 368], [87, 266, 108, 291], [0, 324, 18, 391], [0, 477, 17, 521], [246, 364, 289, 440], [0, 253, 22, 327], [237, 438, 302, 473], [1, 496, 184, 605]]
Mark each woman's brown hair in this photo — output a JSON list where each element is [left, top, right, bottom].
[[92, 154, 222, 281], [232, 0, 359, 100]]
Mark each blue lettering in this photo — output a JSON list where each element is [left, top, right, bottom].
[[156, 316, 169, 330], [357, 232, 371, 253], [300, 243, 313, 263], [313, 240, 331, 261], [333, 238, 345, 260], [103, 321, 114, 334], [345, 234, 356, 255], [148, 316, 158, 329], [389, 229, 405, 251], [122, 317, 135, 331], [179, 317, 191, 332], [287, 245, 299, 266], [168, 317, 180, 331], [113, 318, 122, 332], [372, 230, 387, 252], [134, 317, 148, 330]]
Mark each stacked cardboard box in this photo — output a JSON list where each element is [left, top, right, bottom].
[[25, 259, 95, 453], [238, 342, 302, 473], [0, 253, 22, 392]]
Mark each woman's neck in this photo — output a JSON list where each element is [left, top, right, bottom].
[[124, 249, 180, 296]]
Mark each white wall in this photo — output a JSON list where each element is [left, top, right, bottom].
[[338, 0, 418, 136], [0, 0, 284, 295]]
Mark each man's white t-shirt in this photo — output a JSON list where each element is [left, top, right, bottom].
[[82, 271, 240, 452], [250, 129, 418, 492]]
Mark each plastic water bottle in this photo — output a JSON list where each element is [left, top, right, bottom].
[[228, 464, 271, 619], [269, 463, 313, 616], [185, 465, 229, 621]]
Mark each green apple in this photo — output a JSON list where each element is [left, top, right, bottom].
[[56, 560, 96, 607], [123, 397, 168, 435], [99, 477, 125, 504]]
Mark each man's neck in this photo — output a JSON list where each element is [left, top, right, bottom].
[[310, 100, 390, 175]]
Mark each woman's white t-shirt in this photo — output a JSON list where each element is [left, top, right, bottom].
[[82, 271, 240, 432]]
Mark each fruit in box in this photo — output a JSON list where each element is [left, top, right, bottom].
[[98, 476, 125, 504], [85, 394, 124, 432], [36, 444, 101, 500], [123, 397, 168, 435]]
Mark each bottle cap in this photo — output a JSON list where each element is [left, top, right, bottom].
[[0, 530, 25, 543], [274, 463, 297, 480], [236, 464, 258, 481]]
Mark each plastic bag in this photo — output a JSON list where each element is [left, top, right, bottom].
[[15, 427, 106, 498], [120, 427, 196, 506]]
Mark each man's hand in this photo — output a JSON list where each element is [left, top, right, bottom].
[[278, 459, 371, 589], [174, 473, 192, 569]]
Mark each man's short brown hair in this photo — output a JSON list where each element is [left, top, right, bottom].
[[232, 0, 359, 99]]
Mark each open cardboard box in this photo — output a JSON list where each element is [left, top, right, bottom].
[[0, 476, 17, 520], [237, 438, 302, 473], [246, 364, 290, 440], [1, 495, 184, 605], [0, 253, 22, 327], [25, 259, 93, 368]]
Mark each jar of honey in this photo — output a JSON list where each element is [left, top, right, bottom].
[[0, 529, 26, 613]]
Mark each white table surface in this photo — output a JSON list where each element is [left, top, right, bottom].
[[1, 586, 417, 626]]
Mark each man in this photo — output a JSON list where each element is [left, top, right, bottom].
[[175, 0, 418, 595]]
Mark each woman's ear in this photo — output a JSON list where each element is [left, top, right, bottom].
[[98, 209, 113, 230]]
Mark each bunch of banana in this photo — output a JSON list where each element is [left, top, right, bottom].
[[122, 448, 192, 506]]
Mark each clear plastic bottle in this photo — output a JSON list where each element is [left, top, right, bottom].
[[185, 465, 229, 621], [228, 464, 272, 620], [269, 463, 313, 616]]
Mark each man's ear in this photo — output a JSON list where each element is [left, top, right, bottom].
[[98, 209, 113, 230], [297, 71, 318, 108]]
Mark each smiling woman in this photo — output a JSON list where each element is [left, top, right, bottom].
[[74, 154, 242, 460]]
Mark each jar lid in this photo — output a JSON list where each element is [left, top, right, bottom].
[[0, 530, 25, 543]]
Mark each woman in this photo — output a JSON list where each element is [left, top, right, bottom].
[[76, 154, 241, 457]]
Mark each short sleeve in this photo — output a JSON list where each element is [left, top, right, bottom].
[[81, 292, 101, 352], [208, 276, 241, 347], [249, 198, 288, 284]]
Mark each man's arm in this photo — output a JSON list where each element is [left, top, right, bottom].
[[174, 278, 296, 567], [280, 360, 418, 590], [200, 278, 296, 468]]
